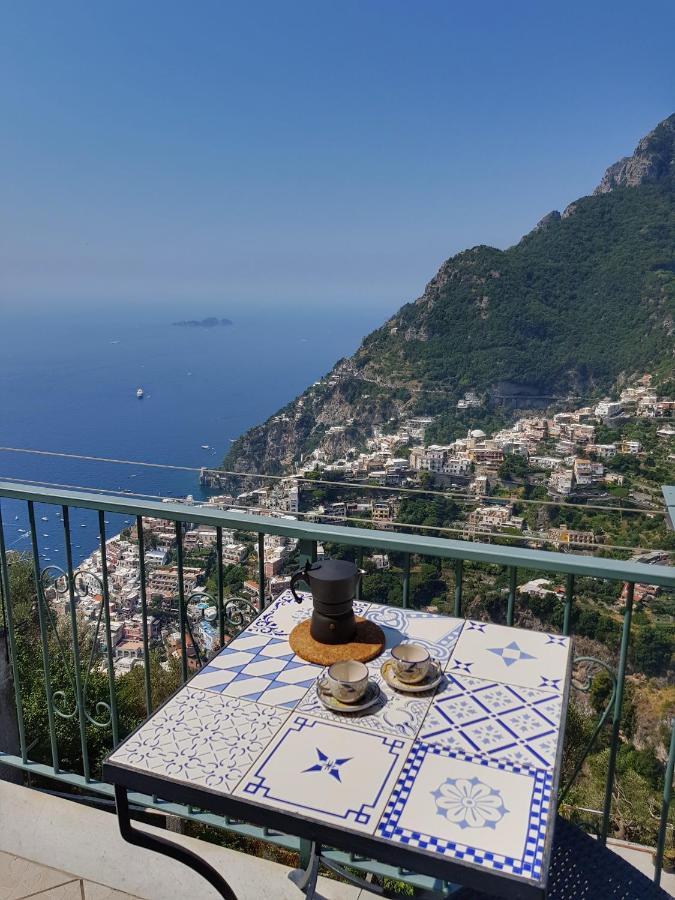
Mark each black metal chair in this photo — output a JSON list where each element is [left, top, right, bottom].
[[452, 816, 672, 899]]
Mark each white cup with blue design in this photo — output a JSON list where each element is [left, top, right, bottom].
[[318, 660, 369, 703], [391, 643, 431, 684]]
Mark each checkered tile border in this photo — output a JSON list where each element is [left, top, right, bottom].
[[377, 741, 552, 881]]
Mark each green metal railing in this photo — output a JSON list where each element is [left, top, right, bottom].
[[0, 479, 674, 892], [654, 720, 675, 887]]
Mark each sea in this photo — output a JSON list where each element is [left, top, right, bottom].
[[0, 301, 389, 566]]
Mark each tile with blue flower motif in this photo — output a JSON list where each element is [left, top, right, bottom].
[[363, 604, 464, 663], [418, 673, 562, 769], [107, 688, 289, 792], [378, 741, 553, 882], [234, 713, 411, 833], [446, 621, 571, 692], [247, 589, 370, 638]]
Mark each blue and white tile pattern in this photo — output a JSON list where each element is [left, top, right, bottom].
[[418, 673, 562, 769], [363, 605, 464, 662], [235, 714, 411, 833], [378, 741, 553, 881], [190, 631, 320, 708], [447, 621, 570, 691], [107, 688, 289, 791]]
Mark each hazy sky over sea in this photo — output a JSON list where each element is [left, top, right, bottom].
[[1, 0, 673, 312]]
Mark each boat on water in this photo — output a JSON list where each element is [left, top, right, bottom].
[[41, 516, 48, 521], [136, 388, 144, 399], [201, 444, 210, 450], [80, 523, 87, 528]]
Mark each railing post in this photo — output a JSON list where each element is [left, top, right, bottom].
[[98, 512, 120, 747], [0, 504, 28, 766], [402, 553, 411, 609], [600, 581, 634, 844], [175, 521, 188, 683], [654, 719, 675, 885], [506, 566, 517, 627], [563, 573, 574, 636], [257, 533, 265, 613], [28, 501, 60, 773], [216, 527, 225, 647], [355, 548, 364, 600], [297, 539, 316, 569], [136, 516, 153, 714], [454, 559, 463, 618], [62, 506, 92, 783]]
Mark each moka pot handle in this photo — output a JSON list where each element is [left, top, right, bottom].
[[290, 561, 311, 603]]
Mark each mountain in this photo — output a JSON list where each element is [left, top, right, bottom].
[[223, 114, 675, 478]]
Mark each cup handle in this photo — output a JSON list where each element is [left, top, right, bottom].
[[317, 673, 330, 695]]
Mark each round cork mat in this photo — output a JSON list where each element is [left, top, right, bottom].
[[289, 616, 386, 665]]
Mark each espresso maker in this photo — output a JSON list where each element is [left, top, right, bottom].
[[290, 559, 362, 645]]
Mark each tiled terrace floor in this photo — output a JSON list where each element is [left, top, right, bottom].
[[1, 781, 673, 899], [0, 851, 141, 899], [0, 782, 380, 900]]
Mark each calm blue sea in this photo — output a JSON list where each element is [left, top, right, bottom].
[[0, 302, 387, 565]]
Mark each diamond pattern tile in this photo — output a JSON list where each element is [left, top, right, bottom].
[[419, 674, 562, 768], [190, 632, 321, 708]]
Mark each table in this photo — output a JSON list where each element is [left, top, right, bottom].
[[103, 590, 572, 900]]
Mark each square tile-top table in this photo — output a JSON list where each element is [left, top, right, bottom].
[[104, 590, 572, 899]]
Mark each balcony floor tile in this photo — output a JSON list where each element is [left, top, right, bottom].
[[0, 850, 77, 900]]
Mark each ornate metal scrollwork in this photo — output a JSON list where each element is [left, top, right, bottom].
[[558, 655, 617, 805], [223, 596, 258, 635], [39, 565, 112, 728]]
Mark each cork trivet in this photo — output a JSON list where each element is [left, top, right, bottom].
[[289, 616, 386, 665]]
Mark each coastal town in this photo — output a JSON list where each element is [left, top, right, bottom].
[[52, 374, 673, 677]]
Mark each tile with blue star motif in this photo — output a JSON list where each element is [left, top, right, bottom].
[[362, 604, 464, 662], [418, 673, 563, 769], [445, 621, 571, 692], [247, 589, 371, 638], [234, 713, 411, 833], [378, 740, 553, 882]]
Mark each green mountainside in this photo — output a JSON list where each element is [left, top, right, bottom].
[[224, 114, 675, 477]]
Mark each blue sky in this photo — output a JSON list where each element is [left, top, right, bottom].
[[1, 0, 673, 313]]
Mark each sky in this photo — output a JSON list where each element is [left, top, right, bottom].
[[1, 0, 674, 314]]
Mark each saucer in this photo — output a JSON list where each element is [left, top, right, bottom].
[[381, 658, 443, 693], [316, 680, 381, 713]]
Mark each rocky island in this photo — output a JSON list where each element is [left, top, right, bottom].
[[172, 317, 233, 328]]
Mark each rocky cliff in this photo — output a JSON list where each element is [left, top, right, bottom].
[[223, 114, 675, 480]]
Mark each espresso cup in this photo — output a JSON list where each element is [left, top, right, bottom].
[[319, 660, 369, 703], [391, 643, 431, 683]]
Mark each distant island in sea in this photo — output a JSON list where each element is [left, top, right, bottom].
[[172, 317, 233, 328]]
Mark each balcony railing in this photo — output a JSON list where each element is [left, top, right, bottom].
[[0, 478, 674, 892]]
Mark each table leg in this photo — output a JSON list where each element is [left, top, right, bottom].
[[295, 840, 320, 898], [113, 785, 238, 900], [295, 842, 385, 898]]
